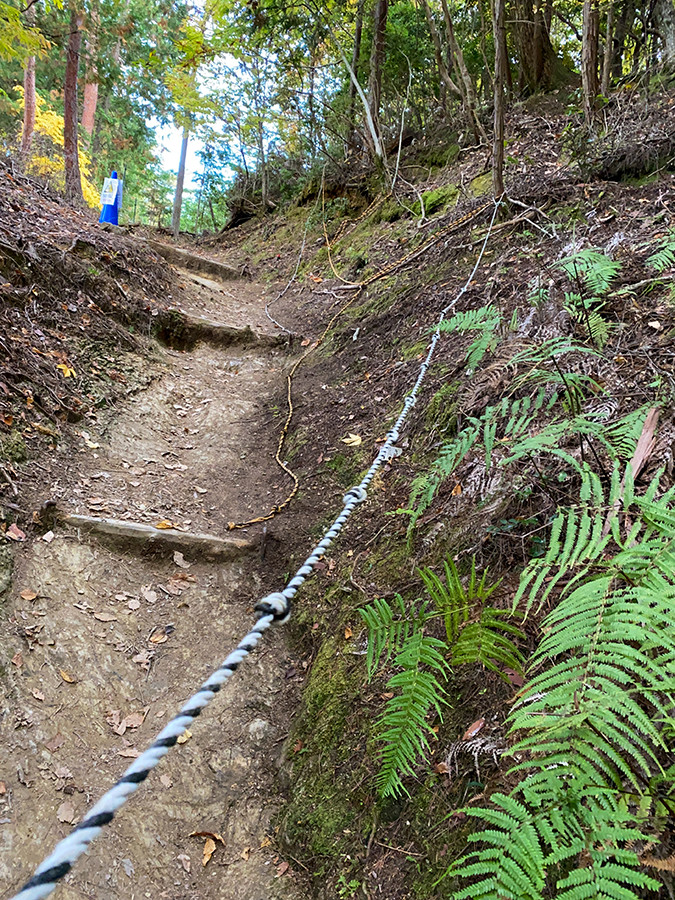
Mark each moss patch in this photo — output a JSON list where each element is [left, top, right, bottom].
[[469, 172, 492, 197], [1, 430, 27, 463], [412, 184, 460, 217]]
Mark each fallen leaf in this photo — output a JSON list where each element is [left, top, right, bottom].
[[462, 717, 485, 740], [141, 585, 157, 604], [45, 732, 65, 752], [434, 761, 450, 775], [121, 711, 145, 730], [56, 363, 76, 378], [177, 729, 192, 744], [2, 414, 13, 426], [53, 766, 71, 780], [121, 858, 134, 878], [159, 774, 173, 789], [173, 551, 191, 569], [149, 632, 167, 644], [93, 611, 117, 622], [190, 830, 225, 843], [341, 432, 362, 447], [117, 747, 140, 758], [81, 432, 99, 449], [6, 523, 26, 542], [195, 486, 207, 494], [451, 483, 463, 497], [154, 520, 175, 530], [57, 800, 76, 824], [177, 853, 191, 873], [31, 689, 45, 701], [202, 838, 216, 866], [11, 651, 22, 668], [241, 846, 251, 861], [276, 861, 289, 877], [127, 598, 140, 611], [20, 589, 37, 601], [344, 625, 353, 639], [59, 669, 76, 684], [292, 740, 304, 753], [42, 530, 55, 543], [0, 782, 5, 794]]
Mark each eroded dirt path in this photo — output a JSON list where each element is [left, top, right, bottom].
[[0, 266, 307, 900]]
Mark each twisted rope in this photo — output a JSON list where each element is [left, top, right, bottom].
[[9, 197, 501, 900]]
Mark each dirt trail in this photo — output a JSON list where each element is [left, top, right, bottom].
[[0, 264, 307, 900]]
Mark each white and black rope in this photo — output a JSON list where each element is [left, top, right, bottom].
[[9, 197, 500, 900]]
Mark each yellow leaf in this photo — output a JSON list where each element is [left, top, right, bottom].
[[451, 483, 462, 496], [177, 729, 192, 744], [341, 433, 362, 447], [154, 520, 175, 530], [59, 669, 76, 683], [344, 625, 353, 639], [56, 363, 76, 378]]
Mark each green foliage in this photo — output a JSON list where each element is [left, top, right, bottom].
[[646, 230, 675, 273], [360, 558, 524, 797], [437, 305, 501, 373], [556, 248, 621, 295], [448, 461, 675, 900]]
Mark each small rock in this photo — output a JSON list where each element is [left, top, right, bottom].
[[247, 718, 275, 745]]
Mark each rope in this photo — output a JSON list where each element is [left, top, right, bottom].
[[9, 197, 501, 900], [228, 188, 495, 531]]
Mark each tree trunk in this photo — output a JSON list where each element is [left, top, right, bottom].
[[347, 0, 364, 149], [611, 0, 636, 77], [81, 0, 99, 138], [493, 0, 506, 197], [420, 0, 462, 104], [601, 1, 614, 94], [367, 0, 388, 157], [582, 0, 600, 127], [440, 0, 488, 142], [81, 81, 98, 137], [20, 2, 36, 168], [653, 0, 675, 69], [514, 0, 567, 92], [172, 126, 189, 238], [64, 3, 84, 206]]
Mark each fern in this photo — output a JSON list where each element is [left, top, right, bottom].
[[437, 305, 501, 373], [556, 248, 621, 295], [646, 230, 675, 273], [377, 631, 449, 797], [358, 593, 411, 679], [449, 462, 675, 900]]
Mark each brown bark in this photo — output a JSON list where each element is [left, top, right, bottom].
[[64, 3, 84, 206], [514, 0, 568, 92], [611, 0, 636, 77], [81, 81, 98, 136], [493, 0, 506, 197], [367, 0, 388, 154], [347, 0, 364, 149], [81, 0, 99, 137], [601, 1, 614, 94], [582, 0, 600, 126], [171, 126, 189, 238], [20, 2, 36, 168]]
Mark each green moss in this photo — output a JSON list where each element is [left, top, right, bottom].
[[1, 430, 27, 463], [425, 381, 460, 436], [371, 200, 404, 224], [400, 339, 428, 361], [325, 452, 362, 487], [469, 172, 492, 197], [412, 184, 460, 217], [415, 140, 461, 169]]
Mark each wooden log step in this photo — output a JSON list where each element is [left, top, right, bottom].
[[156, 308, 285, 350], [57, 511, 256, 560], [147, 240, 239, 282]]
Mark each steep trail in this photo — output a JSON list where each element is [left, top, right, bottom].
[[0, 261, 306, 900]]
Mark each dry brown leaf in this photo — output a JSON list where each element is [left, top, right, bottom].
[[177, 729, 191, 744], [149, 632, 167, 644], [20, 589, 38, 601], [45, 732, 65, 752], [121, 711, 145, 730], [57, 800, 76, 824], [11, 651, 22, 668], [241, 846, 251, 861], [451, 483, 463, 497], [31, 689, 45, 701], [340, 432, 362, 447], [0, 781, 5, 794], [93, 611, 117, 622], [6, 523, 26, 542], [434, 761, 450, 775], [154, 520, 175, 530], [117, 747, 140, 758], [59, 669, 76, 684], [344, 625, 353, 639], [177, 854, 191, 873], [276, 861, 289, 877], [462, 717, 485, 740], [202, 837, 216, 866], [173, 551, 191, 569]]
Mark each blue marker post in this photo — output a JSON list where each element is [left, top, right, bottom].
[[99, 171, 123, 225]]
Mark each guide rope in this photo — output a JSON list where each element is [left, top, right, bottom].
[[9, 196, 500, 900], [228, 189, 494, 530]]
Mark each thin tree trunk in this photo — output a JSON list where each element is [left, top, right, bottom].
[[367, 0, 388, 158], [172, 126, 189, 238], [64, 3, 84, 206], [81, 81, 98, 137], [582, 0, 600, 127], [612, 0, 635, 77], [493, 0, 506, 197], [420, 0, 462, 104], [20, 2, 36, 169], [347, 0, 364, 149], [440, 0, 489, 142], [601, 1, 614, 94], [81, 0, 99, 138]]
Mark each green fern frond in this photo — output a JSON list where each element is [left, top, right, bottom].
[[358, 594, 411, 679], [556, 248, 621, 295], [377, 631, 449, 797], [646, 230, 675, 273], [437, 306, 500, 334]]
